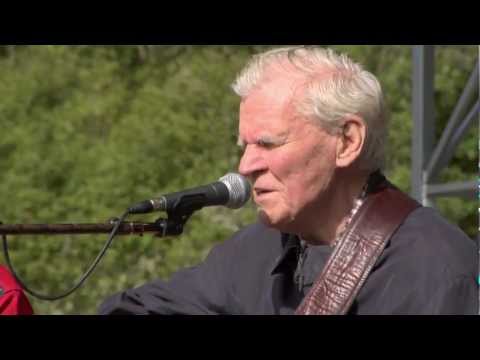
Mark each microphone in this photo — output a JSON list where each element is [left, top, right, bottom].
[[128, 173, 251, 214]]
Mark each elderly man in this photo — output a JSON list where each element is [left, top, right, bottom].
[[99, 46, 478, 315]]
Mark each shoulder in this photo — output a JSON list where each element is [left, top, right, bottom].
[[216, 222, 284, 258], [382, 206, 477, 279], [0, 265, 34, 315], [230, 222, 282, 244], [359, 207, 477, 314], [0, 265, 22, 292], [204, 222, 284, 276]]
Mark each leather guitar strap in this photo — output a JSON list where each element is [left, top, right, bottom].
[[295, 177, 420, 315]]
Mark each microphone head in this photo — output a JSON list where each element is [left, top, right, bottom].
[[219, 173, 251, 209]]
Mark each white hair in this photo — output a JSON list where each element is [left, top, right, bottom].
[[232, 46, 388, 172]]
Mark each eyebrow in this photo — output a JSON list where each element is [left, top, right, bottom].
[[237, 133, 288, 149]]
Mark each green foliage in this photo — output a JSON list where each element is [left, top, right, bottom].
[[0, 45, 476, 314]]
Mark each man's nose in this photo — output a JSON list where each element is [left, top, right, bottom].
[[238, 146, 267, 177]]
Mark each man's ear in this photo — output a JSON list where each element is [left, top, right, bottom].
[[336, 114, 367, 168]]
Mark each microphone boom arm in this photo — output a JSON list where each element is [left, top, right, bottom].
[[0, 215, 192, 238]]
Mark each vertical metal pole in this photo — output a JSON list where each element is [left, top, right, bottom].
[[411, 45, 435, 205]]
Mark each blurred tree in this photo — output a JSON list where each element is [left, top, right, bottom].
[[0, 45, 476, 314]]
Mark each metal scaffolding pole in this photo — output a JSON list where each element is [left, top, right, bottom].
[[411, 45, 478, 206], [411, 45, 435, 205], [425, 64, 479, 182]]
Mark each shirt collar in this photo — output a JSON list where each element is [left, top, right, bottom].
[[270, 233, 301, 275]]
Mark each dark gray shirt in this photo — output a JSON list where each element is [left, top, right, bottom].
[[98, 207, 478, 315]]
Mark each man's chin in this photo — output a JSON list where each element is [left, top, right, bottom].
[[257, 210, 272, 227], [257, 209, 289, 232]]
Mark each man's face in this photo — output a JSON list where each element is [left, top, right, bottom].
[[237, 79, 339, 234]]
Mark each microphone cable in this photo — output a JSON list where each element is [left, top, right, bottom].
[[1, 210, 130, 301]]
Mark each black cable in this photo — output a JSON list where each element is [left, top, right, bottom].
[[1, 210, 130, 301]]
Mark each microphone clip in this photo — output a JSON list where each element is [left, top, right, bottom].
[[153, 202, 197, 238]]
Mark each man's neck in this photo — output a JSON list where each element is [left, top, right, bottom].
[[300, 169, 370, 246]]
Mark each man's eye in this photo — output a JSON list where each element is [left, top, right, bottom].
[[257, 140, 276, 149]]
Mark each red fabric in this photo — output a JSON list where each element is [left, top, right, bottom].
[[0, 265, 34, 315]]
